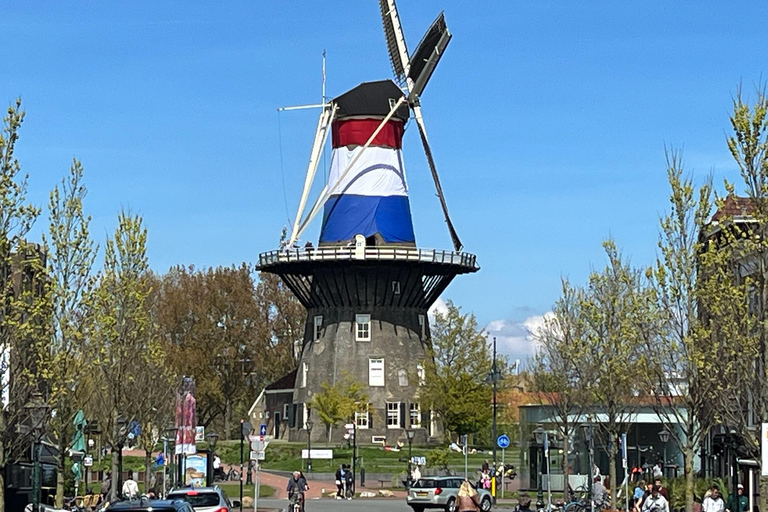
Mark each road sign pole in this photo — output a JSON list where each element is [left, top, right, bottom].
[[254, 462, 259, 512], [463, 434, 468, 481], [501, 448, 505, 500]]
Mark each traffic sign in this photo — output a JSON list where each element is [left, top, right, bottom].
[[260, 424, 267, 436], [250, 450, 265, 461], [497, 435, 510, 449]]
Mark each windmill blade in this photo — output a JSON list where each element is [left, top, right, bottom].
[[379, 0, 410, 83], [408, 12, 452, 101], [413, 105, 462, 252]]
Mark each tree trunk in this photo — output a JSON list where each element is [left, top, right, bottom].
[[55, 448, 65, 507], [145, 451, 153, 492], [111, 448, 120, 502], [563, 429, 570, 481], [224, 399, 232, 440], [327, 424, 333, 444], [684, 444, 695, 512], [609, 440, 617, 507], [0, 409, 5, 512]]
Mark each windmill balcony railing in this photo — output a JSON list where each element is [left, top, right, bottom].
[[258, 246, 478, 269]]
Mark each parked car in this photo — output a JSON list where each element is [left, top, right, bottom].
[[104, 498, 194, 512], [406, 476, 493, 512], [167, 486, 240, 512]]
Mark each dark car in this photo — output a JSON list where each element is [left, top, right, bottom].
[[105, 498, 194, 512]]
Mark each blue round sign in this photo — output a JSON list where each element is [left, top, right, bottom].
[[497, 434, 510, 449]]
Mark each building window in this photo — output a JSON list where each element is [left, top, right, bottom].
[[355, 411, 370, 429], [418, 314, 425, 338], [369, 358, 384, 387], [392, 281, 401, 294], [398, 369, 409, 387], [313, 315, 323, 340], [356, 314, 371, 341], [410, 403, 421, 427], [387, 402, 401, 429], [417, 363, 425, 386], [283, 403, 290, 420], [301, 362, 308, 388]]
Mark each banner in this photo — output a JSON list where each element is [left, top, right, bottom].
[[175, 376, 197, 455]]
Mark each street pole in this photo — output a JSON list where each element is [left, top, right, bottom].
[[536, 444, 544, 510], [501, 448, 505, 500], [32, 440, 41, 512], [545, 433, 552, 511], [239, 419, 244, 512], [588, 426, 595, 512], [492, 336, 498, 506], [464, 434, 469, 481], [254, 461, 260, 512], [352, 421, 357, 497]]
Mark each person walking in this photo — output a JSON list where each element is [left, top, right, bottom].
[[702, 486, 725, 512], [641, 485, 669, 512], [343, 464, 354, 500], [100, 471, 112, 502], [726, 484, 748, 512], [122, 470, 139, 499], [457, 480, 482, 512], [335, 464, 345, 500], [653, 478, 670, 502]]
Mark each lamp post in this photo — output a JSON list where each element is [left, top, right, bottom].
[[658, 429, 670, 479], [206, 431, 219, 486], [306, 420, 314, 473], [406, 429, 415, 489], [25, 392, 49, 512], [582, 423, 595, 512], [533, 427, 546, 511], [163, 427, 178, 496], [492, 336, 498, 505]]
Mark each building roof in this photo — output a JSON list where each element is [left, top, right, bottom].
[[265, 368, 297, 391], [711, 195, 756, 222], [333, 80, 410, 122]]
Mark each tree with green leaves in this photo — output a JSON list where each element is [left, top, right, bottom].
[[309, 373, 369, 442], [0, 99, 50, 512], [639, 151, 732, 512], [88, 211, 153, 501], [530, 279, 587, 477], [421, 300, 498, 439], [43, 159, 97, 507], [575, 241, 652, 506]]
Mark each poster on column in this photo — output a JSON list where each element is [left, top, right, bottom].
[[762, 423, 768, 476], [175, 376, 198, 455]]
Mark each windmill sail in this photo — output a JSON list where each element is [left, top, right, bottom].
[[408, 12, 452, 99], [379, 0, 410, 83]]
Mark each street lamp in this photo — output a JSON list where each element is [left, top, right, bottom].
[[306, 420, 314, 473], [533, 427, 546, 511], [25, 392, 49, 512], [163, 426, 178, 496], [581, 423, 595, 512], [658, 429, 670, 479], [406, 429, 416, 489]]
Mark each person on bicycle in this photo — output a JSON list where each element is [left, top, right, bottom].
[[287, 471, 309, 511]]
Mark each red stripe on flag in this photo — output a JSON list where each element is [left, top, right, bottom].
[[332, 119, 404, 149]]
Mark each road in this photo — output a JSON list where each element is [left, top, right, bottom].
[[254, 497, 513, 512]]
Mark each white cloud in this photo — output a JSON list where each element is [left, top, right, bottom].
[[428, 297, 449, 322], [484, 312, 554, 363]]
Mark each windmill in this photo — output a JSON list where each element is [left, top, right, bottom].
[[257, 2, 477, 449], [287, 0, 462, 252]]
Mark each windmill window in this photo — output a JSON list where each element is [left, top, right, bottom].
[[418, 314, 426, 338], [387, 402, 401, 428], [410, 403, 421, 427], [283, 404, 290, 420], [301, 362, 308, 388], [355, 411, 370, 429], [356, 314, 371, 341], [392, 281, 401, 294], [417, 363, 425, 386], [313, 315, 323, 341], [369, 358, 385, 387]]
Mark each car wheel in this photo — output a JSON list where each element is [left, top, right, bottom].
[[480, 496, 492, 512], [446, 497, 457, 512]]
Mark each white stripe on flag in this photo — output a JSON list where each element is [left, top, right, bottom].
[[328, 146, 408, 197]]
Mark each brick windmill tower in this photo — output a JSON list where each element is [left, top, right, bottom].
[[258, 0, 478, 446]]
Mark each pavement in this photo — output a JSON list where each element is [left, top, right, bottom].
[[250, 497, 515, 511]]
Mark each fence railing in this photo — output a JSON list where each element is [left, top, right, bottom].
[[258, 246, 478, 269]]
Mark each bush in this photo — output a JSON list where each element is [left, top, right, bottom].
[[666, 476, 728, 510], [426, 448, 451, 473]]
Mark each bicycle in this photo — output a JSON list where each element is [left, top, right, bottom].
[[225, 467, 241, 482], [289, 491, 305, 512]]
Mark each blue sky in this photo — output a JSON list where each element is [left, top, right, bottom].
[[3, 1, 766, 359]]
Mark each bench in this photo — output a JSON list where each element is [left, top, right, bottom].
[[378, 479, 390, 488]]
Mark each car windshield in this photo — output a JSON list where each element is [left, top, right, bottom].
[[168, 492, 220, 507], [411, 479, 439, 489]]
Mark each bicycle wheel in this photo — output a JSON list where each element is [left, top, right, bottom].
[[564, 502, 587, 512]]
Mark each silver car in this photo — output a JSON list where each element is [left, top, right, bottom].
[[406, 476, 493, 512], [167, 486, 241, 512]]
